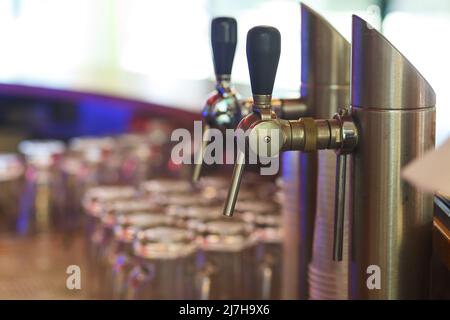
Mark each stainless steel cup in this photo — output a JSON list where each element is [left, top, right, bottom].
[[68, 136, 119, 186], [140, 179, 194, 196], [127, 227, 198, 299], [236, 201, 282, 299], [115, 134, 154, 186], [107, 212, 176, 299], [17, 140, 66, 235], [194, 220, 257, 300], [81, 185, 138, 297], [95, 198, 164, 298], [0, 153, 25, 234]]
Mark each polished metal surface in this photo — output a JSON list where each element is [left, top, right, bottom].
[[282, 3, 350, 300], [352, 16, 435, 110], [223, 151, 245, 217], [242, 97, 307, 120], [332, 154, 347, 261], [192, 124, 210, 182], [331, 109, 357, 262], [253, 94, 273, 110], [299, 3, 350, 118], [193, 80, 242, 182], [274, 98, 308, 120], [350, 15, 436, 299], [202, 80, 242, 130]]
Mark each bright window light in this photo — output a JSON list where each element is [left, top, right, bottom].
[[117, 0, 211, 80], [0, 0, 94, 81], [383, 12, 450, 145]]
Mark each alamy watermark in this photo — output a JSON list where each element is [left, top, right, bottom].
[[171, 121, 281, 175], [366, 265, 381, 290], [66, 265, 81, 290]]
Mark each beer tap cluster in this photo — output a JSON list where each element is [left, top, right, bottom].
[[196, 4, 436, 300]]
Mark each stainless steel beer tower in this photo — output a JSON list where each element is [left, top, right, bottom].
[[349, 15, 435, 299], [282, 4, 350, 299]]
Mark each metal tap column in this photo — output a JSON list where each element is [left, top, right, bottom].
[[350, 16, 436, 299], [281, 4, 350, 299]]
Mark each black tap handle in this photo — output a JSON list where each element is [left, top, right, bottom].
[[211, 17, 237, 77], [246, 26, 281, 95]]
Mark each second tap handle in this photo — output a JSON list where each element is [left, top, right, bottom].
[[332, 154, 347, 261], [211, 17, 237, 78], [246, 26, 281, 97]]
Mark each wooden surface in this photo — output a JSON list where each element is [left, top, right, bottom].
[[0, 233, 89, 299], [434, 217, 450, 270]]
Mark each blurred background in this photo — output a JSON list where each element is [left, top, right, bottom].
[[0, 0, 449, 148]]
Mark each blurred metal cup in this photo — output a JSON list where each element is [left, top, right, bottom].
[[167, 204, 224, 229], [195, 175, 276, 204], [95, 198, 164, 298], [61, 137, 118, 234], [127, 227, 198, 299], [68, 136, 119, 186], [82, 186, 137, 244], [81, 185, 138, 297], [140, 179, 194, 196], [107, 212, 176, 299], [193, 220, 257, 300], [153, 192, 205, 209], [0, 153, 25, 234], [236, 200, 283, 300], [17, 140, 65, 235], [115, 134, 154, 186]]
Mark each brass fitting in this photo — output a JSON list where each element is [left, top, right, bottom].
[[223, 108, 358, 217]]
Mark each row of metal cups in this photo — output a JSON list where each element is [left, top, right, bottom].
[[0, 120, 176, 235], [82, 176, 283, 300]]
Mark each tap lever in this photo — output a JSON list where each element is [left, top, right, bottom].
[[223, 26, 282, 217], [223, 26, 281, 216], [332, 108, 357, 261], [246, 26, 281, 103], [211, 17, 237, 79], [332, 153, 347, 261], [223, 150, 245, 217], [192, 124, 210, 182]]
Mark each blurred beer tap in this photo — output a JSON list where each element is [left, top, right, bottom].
[[222, 26, 358, 218], [192, 17, 241, 182], [192, 17, 307, 182]]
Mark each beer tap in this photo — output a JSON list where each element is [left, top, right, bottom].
[[192, 17, 241, 182], [223, 26, 358, 219], [193, 18, 307, 182]]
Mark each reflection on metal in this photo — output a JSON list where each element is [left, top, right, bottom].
[[350, 15, 436, 299]]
